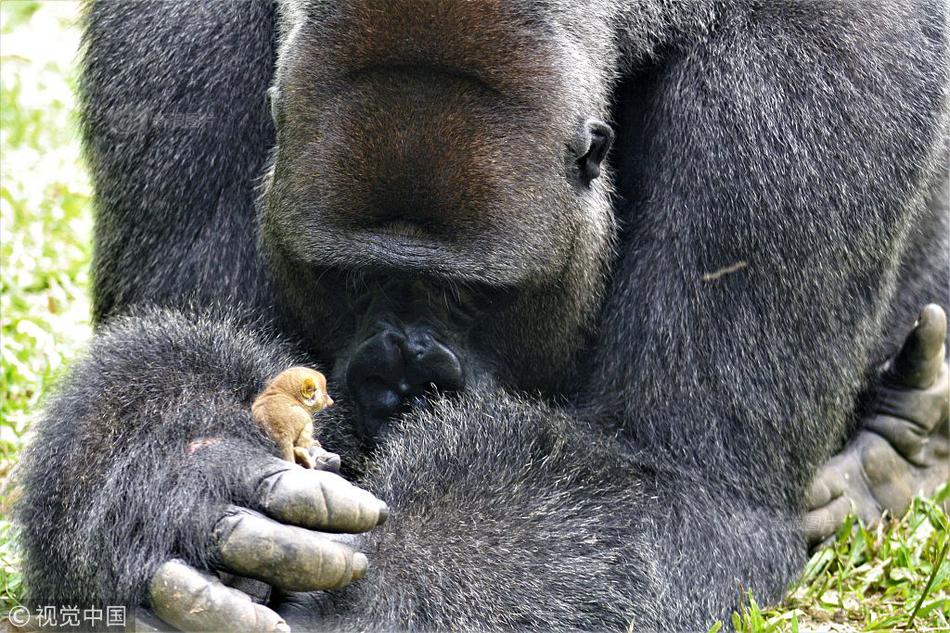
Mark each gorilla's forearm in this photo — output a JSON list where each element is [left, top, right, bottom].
[[17, 308, 296, 607], [283, 392, 803, 632]]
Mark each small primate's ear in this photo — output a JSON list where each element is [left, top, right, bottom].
[[300, 377, 317, 398], [266, 86, 281, 126], [570, 119, 614, 186]]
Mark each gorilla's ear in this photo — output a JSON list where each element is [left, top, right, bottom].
[[266, 86, 281, 126], [571, 119, 614, 185]]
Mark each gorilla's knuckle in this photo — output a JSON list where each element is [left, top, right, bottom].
[[182, 580, 218, 615]]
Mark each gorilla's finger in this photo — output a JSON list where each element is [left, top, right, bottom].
[[149, 559, 289, 633], [214, 507, 369, 591], [887, 304, 947, 389], [804, 465, 846, 511], [873, 359, 949, 434], [310, 444, 342, 473], [803, 494, 852, 548], [864, 409, 945, 465], [255, 465, 388, 532], [218, 572, 273, 604]]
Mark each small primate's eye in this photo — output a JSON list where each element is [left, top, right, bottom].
[[570, 119, 614, 186]]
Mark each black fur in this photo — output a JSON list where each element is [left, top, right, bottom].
[[18, 308, 296, 608], [18, 0, 949, 631], [78, 1, 277, 321]]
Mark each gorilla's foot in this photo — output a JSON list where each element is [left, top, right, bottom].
[[345, 318, 464, 443], [805, 305, 949, 547]]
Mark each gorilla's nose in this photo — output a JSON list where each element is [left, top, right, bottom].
[[345, 322, 464, 443]]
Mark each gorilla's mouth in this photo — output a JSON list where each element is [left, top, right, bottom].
[[370, 218, 439, 241], [357, 230, 450, 262], [346, 62, 499, 99], [341, 222, 466, 275]]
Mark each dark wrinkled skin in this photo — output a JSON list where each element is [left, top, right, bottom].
[[804, 305, 949, 547], [148, 446, 385, 632]]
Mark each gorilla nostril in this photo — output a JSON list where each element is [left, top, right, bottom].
[[376, 389, 401, 411], [401, 337, 428, 360]]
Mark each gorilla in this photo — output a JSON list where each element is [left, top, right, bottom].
[[17, 0, 949, 631]]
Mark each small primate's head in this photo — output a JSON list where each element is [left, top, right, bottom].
[[262, 0, 622, 391], [278, 367, 334, 412]]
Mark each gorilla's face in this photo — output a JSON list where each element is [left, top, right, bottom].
[[261, 1, 619, 439], [262, 1, 616, 288]]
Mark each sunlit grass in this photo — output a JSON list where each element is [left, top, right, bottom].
[[1, 0, 92, 611], [714, 485, 950, 632]]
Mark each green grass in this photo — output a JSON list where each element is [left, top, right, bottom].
[[719, 486, 950, 633], [1, 0, 92, 612], [0, 3, 947, 630]]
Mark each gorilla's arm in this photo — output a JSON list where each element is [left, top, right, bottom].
[[22, 311, 943, 633], [79, 0, 276, 321], [17, 308, 789, 632], [271, 391, 801, 632], [327, 306, 948, 632], [591, 0, 948, 499], [17, 309, 386, 631]]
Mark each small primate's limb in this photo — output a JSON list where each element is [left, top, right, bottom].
[[251, 367, 334, 469], [805, 304, 950, 547], [293, 421, 317, 469]]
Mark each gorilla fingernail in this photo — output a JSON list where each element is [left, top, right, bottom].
[[376, 502, 390, 525], [352, 552, 369, 581]]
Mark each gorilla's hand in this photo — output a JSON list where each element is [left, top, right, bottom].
[[17, 309, 387, 631], [148, 451, 388, 632], [805, 304, 949, 547]]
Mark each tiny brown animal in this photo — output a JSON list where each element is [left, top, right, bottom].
[[251, 367, 334, 468]]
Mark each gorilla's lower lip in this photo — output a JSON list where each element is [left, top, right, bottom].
[[371, 219, 435, 240], [303, 227, 507, 284], [352, 230, 457, 268]]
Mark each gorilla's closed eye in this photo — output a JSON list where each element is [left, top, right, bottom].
[[573, 119, 614, 186]]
